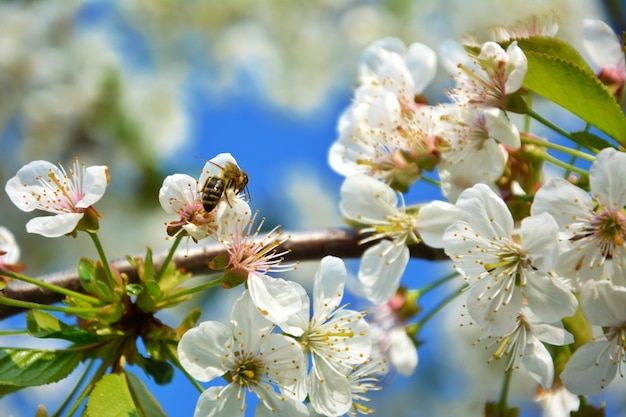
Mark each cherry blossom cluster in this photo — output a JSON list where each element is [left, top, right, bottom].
[[2, 13, 626, 417], [159, 154, 382, 416], [329, 14, 626, 414]]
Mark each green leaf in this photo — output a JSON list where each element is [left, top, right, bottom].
[[521, 50, 626, 142], [85, 373, 138, 417], [570, 131, 614, 152], [135, 280, 160, 313], [137, 356, 174, 385], [144, 248, 155, 281], [125, 284, 144, 296], [126, 372, 168, 417], [514, 37, 595, 75], [26, 310, 101, 344], [0, 347, 81, 397], [78, 258, 112, 301]]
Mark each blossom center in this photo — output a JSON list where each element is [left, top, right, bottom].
[[228, 353, 264, 387], [573, 209, 626, 258]]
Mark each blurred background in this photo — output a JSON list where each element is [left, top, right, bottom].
[[0, 0, 624, 416]]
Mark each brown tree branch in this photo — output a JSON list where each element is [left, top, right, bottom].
[[0, 228, 448, 319]]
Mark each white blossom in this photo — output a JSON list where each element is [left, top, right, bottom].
[[437, 105, 520, 201], [448, 41, 527, 109], [279, 256, 371, 417], [443, 184, 577, 330], [367, 291, 418, 376], [178, 291, 306, 417], [329, 38, 440, 191], [531, 148, 626, 286], [214, 199, 304, 324], [561, 281, 626, 395], [479, 306, 573, 390], [582, 19, 626, 98], [340, 175, 418, 304], [158, 153, 243, 241], [5, 158, 109, 237]]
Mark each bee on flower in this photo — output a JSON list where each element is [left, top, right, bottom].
[[158, 153, 245, 242]]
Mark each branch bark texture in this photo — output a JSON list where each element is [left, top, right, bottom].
[[0, 228, 448, 319]]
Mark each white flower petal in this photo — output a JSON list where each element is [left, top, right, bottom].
[[76, 165, 109, 208], [520, 213, 559, 271], [466, 281, 521, 335], [0, 227, 20, 264], [453, 184, 513, 238], [195, 384, 244, 417], [530, 321, 574, 346], [405, 42, 437, 93], [215, 196, 251, 240], [158, 173, 198, 214], [25, 213, 83, 237], [255, 394, 309, 417], [309, 357, 352, 417], [583, 19, 624, 71], [580, 280, 626, 326], [359, 241, 408, 305], [277, 287, 310, 338], [521, 335, 554, 389], [5, 160, 60, 212], [177, 321, 232, 382], [482, 107, 520, 149], [229, 290, 274, 351], [531, 178, 592, 233], [561, 340, 617, 395], [322, 309, 372, 364], [313, 256, 347, 320], [367, 90, 402, 130], [247, 272, 305, 324], [340, 175, 397, 224], [589, 148, 626, 208], [416, 200, 466, 248], [523, 269, 578, 323], [389, 327, 418, 376], [258, 334, 307, 397], [503, 41, 527, 93]]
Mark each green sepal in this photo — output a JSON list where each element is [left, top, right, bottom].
[[208, 252, 229, 270], [135, 280, 160, 313], [26, 310, 101, 344], [503, 90, 529, 114], [84, 373, 137, 417], [0, 347, 82, 397], [74, 207, 101, 233], [156, 264, 190, 296], [571, 402, 605, 417], [177, 307, 202, 337], [221, 270, 247, 289], [484, 401, 520, 417], [96, 303, 124, 324]]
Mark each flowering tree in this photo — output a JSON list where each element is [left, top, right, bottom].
[[0, 10, 625, 417]]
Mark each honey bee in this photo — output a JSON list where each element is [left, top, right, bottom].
[[201, 161, 249, 212]]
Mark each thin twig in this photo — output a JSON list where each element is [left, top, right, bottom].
[[0, 228, 448, 319]]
